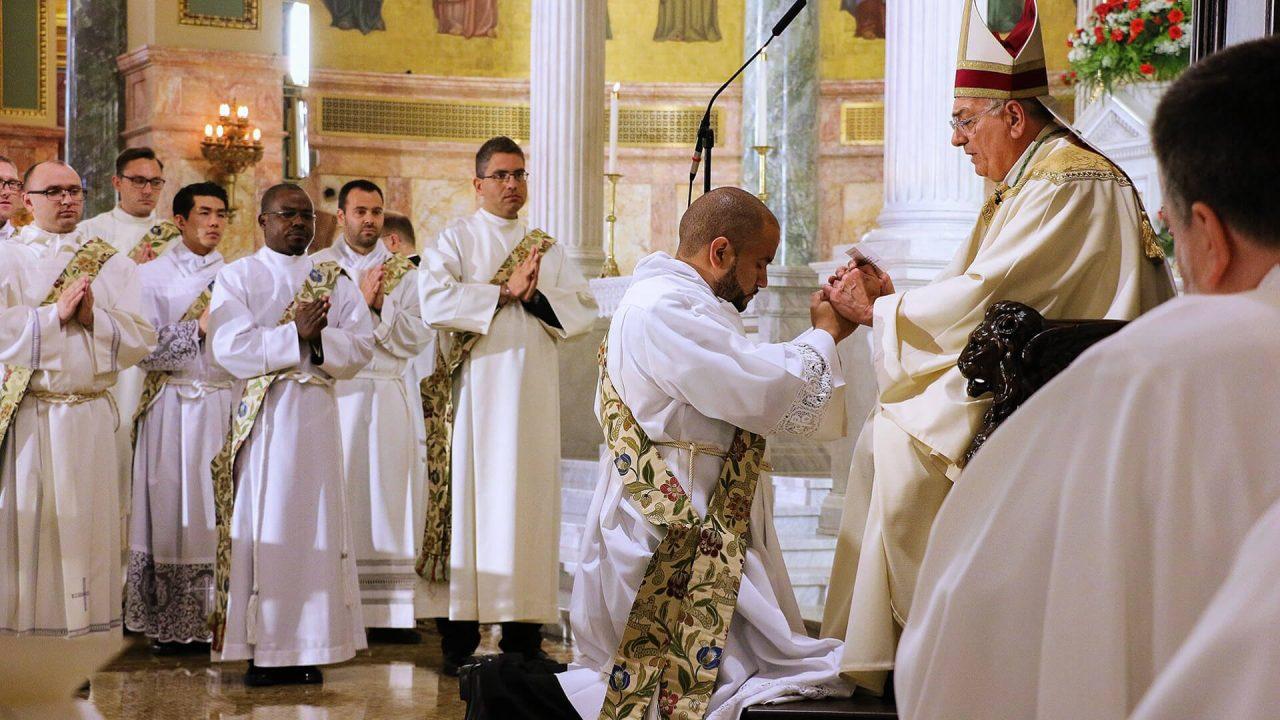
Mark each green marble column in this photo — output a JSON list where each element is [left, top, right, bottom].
[[742, 0, 819, 268], [67, 0, 126, 216]]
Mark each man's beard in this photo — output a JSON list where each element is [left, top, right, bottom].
[[712, 260, 751, 312]]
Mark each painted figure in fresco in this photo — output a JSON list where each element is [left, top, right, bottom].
[[654, 0, 722, 42], [434, 0, 499, 39], [323, 0, 386, 34], [841, 0, 887, 39]]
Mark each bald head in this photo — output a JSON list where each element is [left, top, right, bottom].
[[22, 161, 84, 234], [677, 187, 778, 258]]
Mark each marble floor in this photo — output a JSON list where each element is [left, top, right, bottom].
[[83, 624, 575, 719]]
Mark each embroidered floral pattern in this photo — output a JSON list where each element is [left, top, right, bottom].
[[416, 230, 557, 583], [207, 261, 344, 652], [0, 239, 117, 453], [128, 221, 181, 263], [767, 343, 832, 437], [132, 287, 213, 445], [123, 551, 214, 643], [596, 337, 767, 720]]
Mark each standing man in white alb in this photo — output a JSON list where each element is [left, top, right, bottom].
[[0, 155, 22, 243], [0, 160, 155, 664], [80, 147, 180, 539], [124, 182, 237, 655], [418, 136, 598, 674], [312, 180, 433, 642]]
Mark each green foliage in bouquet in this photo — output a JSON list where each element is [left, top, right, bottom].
[[1064, 0, 1191, 94]]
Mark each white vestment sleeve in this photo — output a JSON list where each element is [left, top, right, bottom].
[[629, 297, 842, 438], [371, 268, 432, 359], [0, 282, 63, 371], [89, 256, 156, 374], [315, 274, 375, 380], [534, 242, 598, 339], [418, 228, 501, 335], [208, 269, 301, 379]]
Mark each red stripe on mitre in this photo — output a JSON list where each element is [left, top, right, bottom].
[[997, 0, 1039, 56], [955, 67, 1048, 93]]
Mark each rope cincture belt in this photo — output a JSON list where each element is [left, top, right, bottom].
[[29, 388, 119, 431], [652, 440, 774, 485]]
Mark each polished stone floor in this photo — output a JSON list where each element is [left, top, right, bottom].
[[83, 623, 574, 719]]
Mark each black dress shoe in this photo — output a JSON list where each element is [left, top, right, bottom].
[[443, 653, 480, 678], [515, 649, 564, 673], [244, 662, 324, 687], [366, 627, 423, 644]]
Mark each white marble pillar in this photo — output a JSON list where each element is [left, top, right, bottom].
[[857, 0, 984, 289], [817, 0, 984, 535], [529, 0, 607, 279]]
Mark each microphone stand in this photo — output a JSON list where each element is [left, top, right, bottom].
[[688, 0, 807, 206]]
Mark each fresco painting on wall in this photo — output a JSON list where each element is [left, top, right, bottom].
[[654, 0, 722, 42], [435, 0, 499, 38], [323, 0, 386, 34], [841, 0, 886, 39]]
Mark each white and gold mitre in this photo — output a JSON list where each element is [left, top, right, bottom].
[[955, 0, 1049, 100]]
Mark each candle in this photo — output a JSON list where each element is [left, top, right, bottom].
[[218, 103, 231, 119], [252, 127, 262, 142], [755, 50, 769, 147], [237, 105, 249, 120], [216, 125, 224, 138], [204, 124, 214, 138], [608, 83, 620, 175]]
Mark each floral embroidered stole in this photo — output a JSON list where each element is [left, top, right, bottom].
[[415, 229, 556, 582], [127, 220, 181, 263], [0, 238, 118, 456], [380, 253, 415, 295], [596, 337, 766, 720], [208, 261, 344, 651], [130, 282, 215, 445]]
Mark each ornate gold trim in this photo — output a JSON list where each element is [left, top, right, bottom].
[[178, 0, 259, 30], [839, 101, 884, 146], [0, 0, 53, 120], [956, 57, 1047, 73], [954, 86, 1046, 100]]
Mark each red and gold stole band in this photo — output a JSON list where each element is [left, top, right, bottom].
[[415, 229, 556, 582], [128, 220, 182, 263], [596, 337, 766, 720], [130, 283, 215, 445], [207, 261, 345, 651], [0, 238, 118, 455]]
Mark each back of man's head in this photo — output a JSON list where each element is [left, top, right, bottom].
[[1154, 37, 1280, 251], [677, 187, 777, 259]]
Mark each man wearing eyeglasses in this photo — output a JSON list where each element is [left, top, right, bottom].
[[819, 0, 1176, 695], [205, 183, 373, 685], [0, 160, 155, 655], [418, 136, 597, 674], [0, 155, 22, 243], [80, 147, 170, 263], [311, 180, 432, 643]]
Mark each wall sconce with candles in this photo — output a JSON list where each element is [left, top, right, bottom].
[[200, 101, 264, 216]]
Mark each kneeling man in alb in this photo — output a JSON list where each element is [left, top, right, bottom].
[[207, 184, 374, 685], [467, 188, 859, 719], [0, 161, 155, 656], [897, 37, 1280, 720]]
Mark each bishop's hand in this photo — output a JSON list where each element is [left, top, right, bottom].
[[824, 267, 882, 327], [295, 298, 330, 342]]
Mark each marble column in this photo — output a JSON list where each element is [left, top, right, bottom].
[[742, 0, 821, 349], [528, 0, 607, 279], [816, 0, 985, 535], [67, 0, 127, 216]]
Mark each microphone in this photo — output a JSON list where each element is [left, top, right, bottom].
[[771, 0, 807, 37]]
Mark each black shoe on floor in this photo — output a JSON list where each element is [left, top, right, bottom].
[[366, 627, 423, 645], [150, 639, 211, 656], [244, 662, 324, 687], [513, 649, 563, 673], [443, 654, 480, 678]]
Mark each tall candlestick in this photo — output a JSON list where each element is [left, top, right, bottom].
[[608, 83, 620, 175], [754, 50, 769, 147]]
